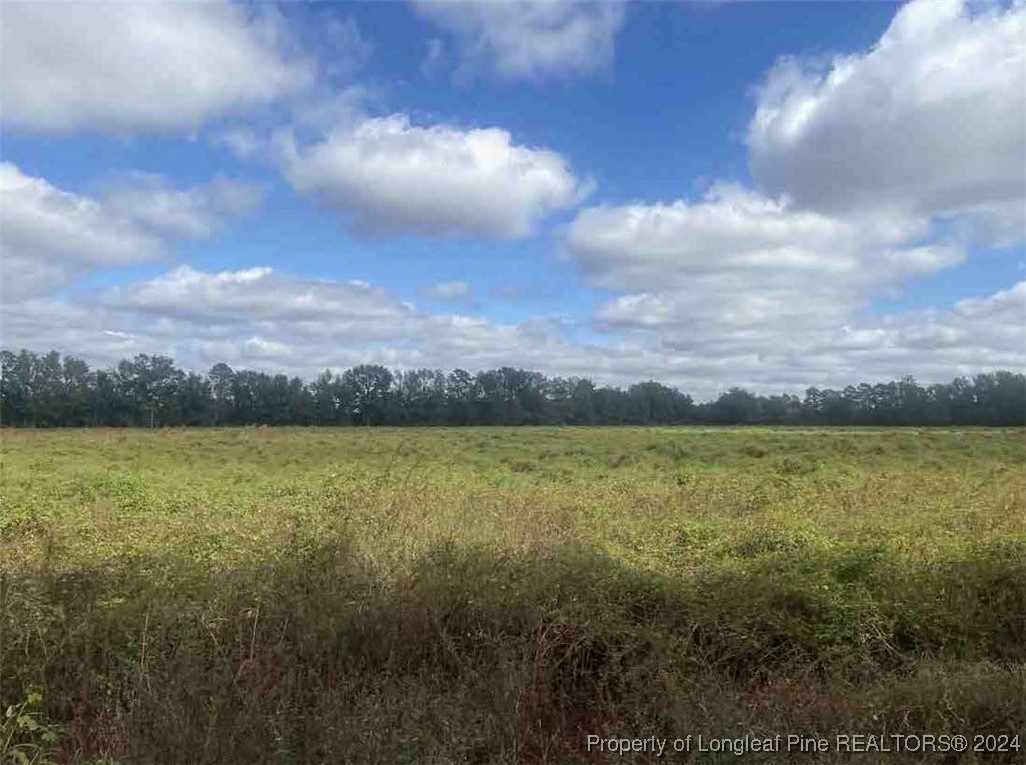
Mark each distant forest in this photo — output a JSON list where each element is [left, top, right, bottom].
[[1, 348, 1024, 428]]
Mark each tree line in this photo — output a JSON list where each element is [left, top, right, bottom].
[[1, 348, 1023, 428]]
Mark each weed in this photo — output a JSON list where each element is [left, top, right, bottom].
[[1, 692, 61, 765], [0, 426, 1023, 762]]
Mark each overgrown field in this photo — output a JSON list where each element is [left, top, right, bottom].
[[1, 427, 1024, 763]]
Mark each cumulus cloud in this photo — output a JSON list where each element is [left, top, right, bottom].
[[277, 114, 586, 238], [559, 0, 1024, 391], [0, 163, 261, 301], [568, 184, 943, 291], [105, 266, 412, 330], [806, 282, 1026, 380], [1, 163, 163, 300], [564, 182, 997, 389], [2, 265, 1021, 399], [413, 0, 625, 80], [1, 266, 612, 379], [3, 0, 1021, 397], [749, 0, 1026, 237], [100, 173, 265, 240], [0, 1, 312, 135]]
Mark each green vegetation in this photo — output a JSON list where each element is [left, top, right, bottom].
[[1, 427, 1024, 763], [4, 349, 1026, 428]]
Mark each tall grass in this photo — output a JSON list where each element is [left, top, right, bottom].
[[1, 427, 1024, 762]]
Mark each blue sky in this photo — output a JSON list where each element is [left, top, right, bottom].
[[1, 0, 1023, 397]]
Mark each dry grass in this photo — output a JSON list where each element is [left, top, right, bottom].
[[1, 427, 1024, 763]]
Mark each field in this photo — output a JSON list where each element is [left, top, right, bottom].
[[1, 427, 1024, 763]]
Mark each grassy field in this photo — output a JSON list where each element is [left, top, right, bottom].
[[1, 427, 1024, 763]]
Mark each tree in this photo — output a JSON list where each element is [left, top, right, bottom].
[[209, 363, 236, 425], [61, 355, 94, 426], [446, 369, 476, 425], [342, 365, 393, 425], [2, 346, 1023, 428], [628, 381, 691, 424], [0, 350, 32, 427], [710, 388, 761, 424], [397, 369, 447, 424], [32, 351, 65, 427], [178, 373, 212, 425]]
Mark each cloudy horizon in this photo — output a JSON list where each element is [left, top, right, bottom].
[[1, 0, 1023, 400]]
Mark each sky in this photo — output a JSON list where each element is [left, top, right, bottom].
[[1, 0, 1024, 399]]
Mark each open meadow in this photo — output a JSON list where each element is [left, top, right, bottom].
[[1, 427, 1024, 763]]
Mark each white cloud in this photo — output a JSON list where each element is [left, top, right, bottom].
[[1, 266, 609, 378], [0, 163, 164, 300], [811, 282, 1026, 379], [559, 0, 1026, 392], [563, 183, 1003, 389], [2, 0, 1021, 397], [278, 114, 586, 238], [568, 183, 955, 306], [422, 38, 448, 78], [101, 173, 264, 240], [749, 0, 1026, 237], [413, 0, 624, 80], [323, 15, 374, 77], [421, 281, 473, 301], [212, 127, 267, 161], [0, 163, 261, 301], [2, 265, 1021, 399], [0, 163, 159, 264], [0, 1, 313, 135], [106, 266, 412, 330]]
